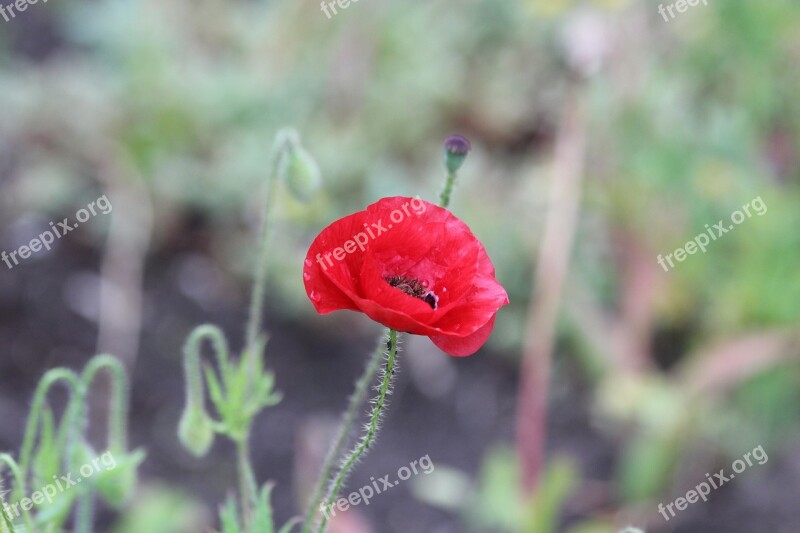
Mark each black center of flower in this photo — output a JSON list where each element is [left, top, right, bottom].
[[385, 276, 438, 310]]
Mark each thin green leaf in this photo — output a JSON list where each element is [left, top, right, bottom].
[[252, 483, 275, 533], [219, 496, 242, 533]]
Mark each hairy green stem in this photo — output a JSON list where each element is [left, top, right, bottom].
[[236, 433, 258, 530], [80, 355, 129, 453], [18, 369, 82, 498], [0, 454, 33, 531], [245, 131, 293, 356], [0, 504, 14, 533], [239, 133, 293, 527], [183, 324, 231, 413], [300, 331, 388, 532], [244, 174, 277, 354], [0, 503, 13, 533], [73, 492, 94, 533], [439, 171, 457, 208], [316, 330, 398, 533]]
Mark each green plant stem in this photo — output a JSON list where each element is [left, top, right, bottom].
[[439, 171, 457, 208], [183, 325, 231, 414], [0, 502, 14, 533], [245, 132, 293, 356], [80, 355, 129, 453], [18, 370, 81, 495], [73, 492, 93, 533], [300, 331, 388, 532], [241, 132, 290, 526], [0, 454, 33, 531], [236, 433, 258, 531], [315, 330, 398, 533], [245, 173, 277, 354]]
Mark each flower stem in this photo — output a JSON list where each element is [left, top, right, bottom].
[[18, 369, 81, 495], [0, 454, 33, 532], [245, 132, 293, 356], [183, 325, 231, 412], [80, 355, 129, 453], [315, 330, 399, 533], [300, 331, 388, 532], [439, 171, 457, 209], [236, 433, 258, 530], [245, 175, 277, 354], [73, 493, 94, 533]]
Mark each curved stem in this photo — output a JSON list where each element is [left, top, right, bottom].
[[183, 324, 231, 412], [0, 454, 34, 531], [301, 330, 387, 532], [18, 369, 81, 495], [80, 355, 129, 453], [316, 330, 399, 533]]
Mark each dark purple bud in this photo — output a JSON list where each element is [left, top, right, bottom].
[[444, 135, 471, 173], [444, 135, 471, 155]]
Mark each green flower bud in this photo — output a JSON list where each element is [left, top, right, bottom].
[[281, 143, 322, 203], [444, 135, 471, 173], [94, 449, 145, 507], [178, 404, 215, 457], [70, 440, 99, 477]]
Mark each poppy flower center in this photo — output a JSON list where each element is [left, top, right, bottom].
[[385, 275, 438, 310]]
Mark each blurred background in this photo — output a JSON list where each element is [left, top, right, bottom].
[[0, 0, 799, 531]]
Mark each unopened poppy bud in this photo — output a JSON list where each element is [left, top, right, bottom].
[[444, 135, 471, 173], [178, 403, 215, 457], [94, 449, 145, 507], [72, 441, 98, 471], [281, 142, 322, 203]]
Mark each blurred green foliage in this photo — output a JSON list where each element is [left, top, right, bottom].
[[1, 0, 798, 530]]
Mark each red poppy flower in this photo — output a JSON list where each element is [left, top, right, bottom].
[[303, 196, 509, 356]]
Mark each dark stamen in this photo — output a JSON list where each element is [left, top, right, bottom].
[[385, 276, 438, 310]]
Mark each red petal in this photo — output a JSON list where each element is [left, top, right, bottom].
[[429, 250, 509, 335], [303, 208, 370, 313], [429, 315, 499, 357]]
